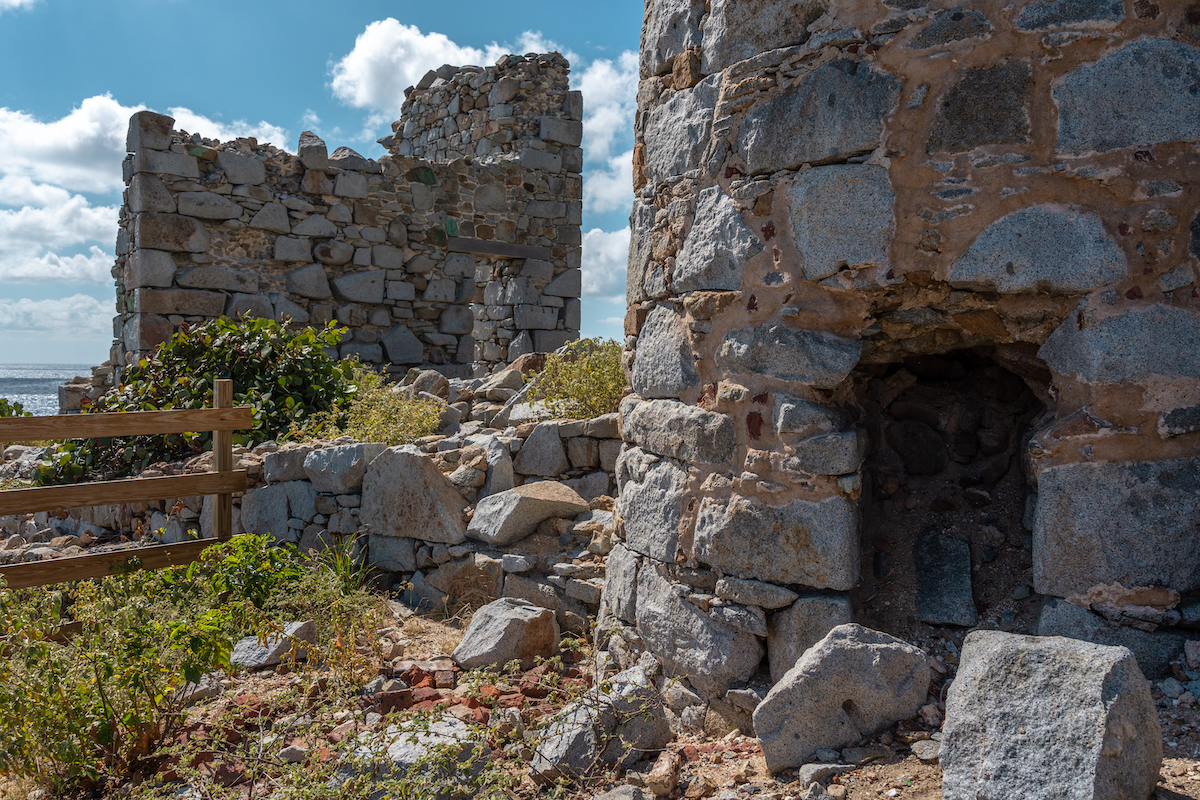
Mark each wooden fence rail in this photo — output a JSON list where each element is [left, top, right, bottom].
[[0, 379, 251, 591]]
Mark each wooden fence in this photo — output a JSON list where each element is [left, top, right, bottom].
[[0, 379, 252, 590]]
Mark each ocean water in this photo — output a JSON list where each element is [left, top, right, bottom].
[[0, 364, 92, 417]]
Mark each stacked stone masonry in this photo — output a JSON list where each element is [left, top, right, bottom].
[[613, 0, 1200, 705], [112, 52, 582, 380]]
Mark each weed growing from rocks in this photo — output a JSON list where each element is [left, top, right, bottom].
[[300, 362, 443, 446], [529, 338, 624, 419]]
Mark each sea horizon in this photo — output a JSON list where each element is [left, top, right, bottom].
[[0, 363, 93, 417]]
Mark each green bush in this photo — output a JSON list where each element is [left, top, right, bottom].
[[529, 337, 625, 419], [302, 363, 443, 446], [35, 317, 356, 484], [0, 397, 30, 418]]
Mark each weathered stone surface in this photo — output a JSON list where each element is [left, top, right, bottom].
[[1036, 599, 1185, 679], [466, 482, 589, 545], [911, 9, 993, 47], [239, 483, 290, 539], [176, 266, 256, 292], [127, 110, 173, 151], [753, 624, 931, 772], [540, 117, 583, 147], [133, 149, 199, 178], [774, 394, 843, 436], [248, 202, 290, 233], [177, 191, 241, 220], [274, 236, 312, 262], [133, 288, 224, 316], [1056, 39, 1200, 155], [440, 306, 474, 335], [339, 715, 483, 787], [284, 263, 332, 299], [627, 199, 656, 304], [216, 151, 266, 185], [503, 573, 590, 635], [603, 544, 639, 624], [1040, 303, 1200, 383], [701, 0, 826, 73], [644, 74, 720, 182], [632, 306, 697, 399], [314, 240, 355, 266], [292, 215, 337, 237], [452, 598, 559, 670], [1016, 0, 1124, 30], [368, 534, 416, 573], [737, 60, 899, 175], [128, 173, 176, 213], [513, 422, 569, 477], [135, 213, 210, 252], [950, 204, 1125, 293], [929, 62, 1031, 154], [124, 249, 176, 288], [624, 399, 736, 464], [717, 324, 862, 389], [303, 443, 385, 494], [617, 454, 687, 563], [694, 495, 860, 590], [360, 446, 467, 545], [231, 620, 315, 669], [329, 146, 373, 171], [1033, 456, 1200, 597], [673, 187, 762, 292], [641, 0, 704, 75], [783, 431, 865, 476], [717, 577, 799, 610], [382, 324, 424, 364], [767, 594, 853, 683], [298, 131, 328, 170], [226, 293, 274, 320], [788, 165, 895, 281], [332, 270, 385, 303], [941, 631, 1160, 800], [636, 563, 763, 699], [915, 530, 978, 627]]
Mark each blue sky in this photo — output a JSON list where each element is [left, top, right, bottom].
[[0, 0, 641, 363]]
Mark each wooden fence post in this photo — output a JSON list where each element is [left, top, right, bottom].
[[213, 379, 233, 542]]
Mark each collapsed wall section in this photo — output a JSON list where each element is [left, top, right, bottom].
[[613, 0, 1200, 704], [111, 52, 582, 381]]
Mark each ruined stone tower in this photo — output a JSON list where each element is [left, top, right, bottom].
[[612, 0, 1200, 709]]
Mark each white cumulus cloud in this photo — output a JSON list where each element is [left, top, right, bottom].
[[582, 226, 630, 301], [577, 51, 638, 164], [167, 106, 292, 151], [0, 0, 38, 12], [0, 294, 111, 333], [0, 195, 118, 252], [585, 150, 634, 214], [0, 246, 115, 285]]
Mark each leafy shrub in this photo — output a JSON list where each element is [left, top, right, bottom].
[[35, 317, 356, 484], [302, 363, 443, 445], [529, 337, 625, 419], [0, 397, 30, 418]]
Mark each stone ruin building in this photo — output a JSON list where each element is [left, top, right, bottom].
[[108, 51, 582, 384], [612, 0, 1200, 718]]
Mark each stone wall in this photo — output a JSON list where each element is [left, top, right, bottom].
[[111, 51, 582, 381], [612, 0, 1200, 700]]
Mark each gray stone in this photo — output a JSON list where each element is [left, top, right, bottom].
[[624, 399, 736, 464], [284, 263, 332, 299], [617, 453, 687, 563], [127, 173, 176, 213], [784, 431, 865, 476], [274, 236, 313, 263], [788, 165, 895, 281], [476, 435, 515, 499], [503, 572, 590, 635], [368, 533, 416, 572], [1040, 303, 1200, 384], [439, 306, 474, 335], [1016, 0, 1124, 30], [216, 151, 266, 185], [329, 146, 372, 171], [701, 0, 826, 73], [1036, 599, 1186, 680], [694, 495, 860, 591], [381, 324, 423, 364], [767, 594, 854, 683], [717, 577, 799, 610], [360, 446, 467, 545], [133, 288, 224, 316], [177, 191, 241, 220], [929, 62, 1031, 154], [941, 631, 1160, 800], [1033, 455, 1200, 597], [332, 270, 385, 304], [292, 215, 338, 237], [303, 443, 385, 494], [544, 268, 581, 297], [176, 265, 256, 292], [334, 171, 368, 199], [564, 472, 611, 503], [911, 9, 993, 47], [314, 240, 355, 266], [401, 571, 448, 612], [239, 483, 290, 538], [915, 530, 978, 627], [1056, 39, 1200, 155], [513, 422, 569, 477], [796, 763, 855, 786], [124, 249, 176, 288], [775, 394, 843, 437], [632, 306, 697, 399], [717, 324, 861, 389], [133, 149, 199, 179], [231, 620, 315, 669], [127, 110, 173, 151], [674, 187, 763, 292], [452, 598, 560, 670], [753, 624, 931, 773], [710, 603, 767, 638], [627, 199, 656, 305], [466, 482, 589, 545], [635, 561, 764, 700], [226, 293, 274, 320], [534, 330, 577, 353], [737, 60, 899, 175], [274, 297, 310, 324], [603, 544, 639, 624], [592, 787, 650, 800], [298, 131, 328, 170], [135, 213, 210, 253], [248, 203, 290, 233], [644, 74, 720, 182], [443, 252, 475, 278], [264, 445, 314, 483], [950, 204, 1125, 293], [339, 715, 483, 788], [641, 0, 704, 75], [540, 117, 583, 147]]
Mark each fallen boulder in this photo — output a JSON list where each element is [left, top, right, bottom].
[[361, 445, 467, 545], [231, 620, 315, 670], [753, 624, 931, 772], [466, 482, 589, 545], [452, 597, 560, 670], [941, 631, 1161, 800]]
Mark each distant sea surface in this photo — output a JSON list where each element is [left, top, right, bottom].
[[0, 364, 91, 417]]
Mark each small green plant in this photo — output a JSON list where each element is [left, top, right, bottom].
[[303, 362, 443, 445], [530, 337, 625, 419], [0, 397, 31, 418]]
